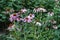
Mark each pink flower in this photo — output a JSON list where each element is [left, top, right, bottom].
[[23, 14, 35, 23], [9, 13, 19, 22], [9, 17, 13, 22], [16, 17, 20, 21], [28, 14, 35, 19], [23, 17, 32, 23], [21, 8, 27, 13], [16, 17, 23, 22]]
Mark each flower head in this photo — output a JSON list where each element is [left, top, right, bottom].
[[52, 25, 58, 29], [7, 24, 15, 31], [28, 14, 35, 19], [23, 14, 35, 23], [48, 12, 54, 16], [9, 13, 19, 22], [21, 8, 27, 13], [16, 17, 23, 22], [23, 17, 32, 23], [49, 19, 56, 24], [36, 22, 42, 26], [33, 7, 47, 12]]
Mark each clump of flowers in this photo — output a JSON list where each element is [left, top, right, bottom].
[[9, 12, 35, 23], [0, 0, 60, 40], [23, 14, 35, 23]]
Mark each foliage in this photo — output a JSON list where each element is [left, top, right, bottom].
[[0, 0, 60, 40]]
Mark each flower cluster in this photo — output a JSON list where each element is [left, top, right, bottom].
[[23, 14, 35, 23], [9, 13, 35, 23], [3, 8, 47, 14], [9, 7, 58, 30]]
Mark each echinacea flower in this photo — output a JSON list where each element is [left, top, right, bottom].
[[16, 17, 20, 22], [23, 14, 35, 23], [33, 8, 39, 12], [52, 25, 58, 29], [9, 13, 19, 22], [16, 17, 23, 22], [2, 9, 14, 14], [21, 8, 27, 13], [38, 8, 47, 12], [23, 17, 32, 23], [6, 8, 14, 14], [28, 14, 35, 19], [7, 24, 15, 31], [48, 12, 54, 16], [49, 19, 56, 24], [33, 7, 47, 12], [9, 17, 13, 22], [36, 22, 42, 26]]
